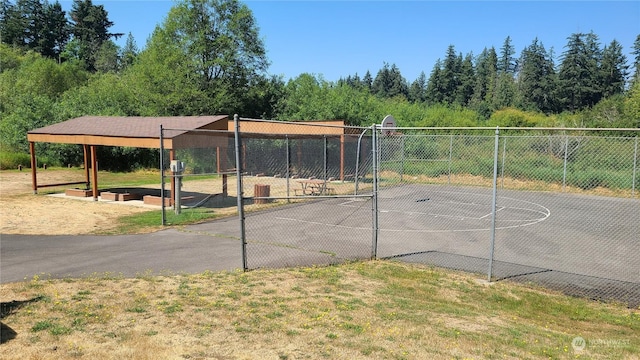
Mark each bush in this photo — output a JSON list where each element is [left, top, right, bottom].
[[0, 151, 59, 170], [0, 151, 31, 170]]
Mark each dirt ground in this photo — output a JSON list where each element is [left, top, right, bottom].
[[0, 170, 152, 235], [0, 169, 359, 235]]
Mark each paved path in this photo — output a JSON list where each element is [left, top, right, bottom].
[[1, 220, 243, 283], [2, 184, 639, 306]]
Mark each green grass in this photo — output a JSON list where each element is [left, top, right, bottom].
[[4, 261, 637, 359], [103, 207, 220, 234]]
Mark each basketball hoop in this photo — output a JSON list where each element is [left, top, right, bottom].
[[381, 115, 396, 136]]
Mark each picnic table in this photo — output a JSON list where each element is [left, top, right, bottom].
[[296, 179, 332, 196]]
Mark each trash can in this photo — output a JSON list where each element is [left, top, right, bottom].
[[254, 184, 270, 204]]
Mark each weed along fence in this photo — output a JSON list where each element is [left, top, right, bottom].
[[161, 117, 640, 307]]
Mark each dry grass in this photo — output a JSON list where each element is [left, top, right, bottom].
[[1, 261, 638, 360], [380, 171, 636, 198]]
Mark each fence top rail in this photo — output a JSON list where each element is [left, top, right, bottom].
[[162, 128, 232, 134], [162, 124, 638, 134], [239, 117, 366, 131], [384, 126, 640, 132]]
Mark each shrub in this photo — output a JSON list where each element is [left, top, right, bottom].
[[0, 151, 31, 170]]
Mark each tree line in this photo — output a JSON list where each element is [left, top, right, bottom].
[[1, 0, 639, 170], [341, 34, 638, 116]]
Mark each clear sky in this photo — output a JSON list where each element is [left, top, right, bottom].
[[60, 1, 640, 83]]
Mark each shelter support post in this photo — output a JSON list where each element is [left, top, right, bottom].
[[170, 149, 176, 206], [218, 146, 228, 197], [83, 144, 90, 189], [30, 142, 37, 194], [90, 145, 98, 201]]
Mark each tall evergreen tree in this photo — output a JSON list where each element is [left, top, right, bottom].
[[517, 38, 557, 113], [40, 1, 70, 60], [455, 52, 475, 106], [472, 47, 498, 105], [372, 62, 391, 98], [408, 71, 427, 103], [600, 39, 628, 98], [349, 73, 362, 88], [493, 36, 518, 109], [120, 32, 138, 69], [493, 72, 516, 109], [498, 36, 517, 75], [372, 63, 407, 98], [70, 0, 122, 71], [1, 0, 69, 60], [631, 34, 640, 85], [425, 59, 445, 104], [558, 32, 603, 111], [388, 63, 408, 98], [16, 0, 44, 51], [440, 45, 460, 104], [0, 0, 25, 47], [362, 70, 373, 92]]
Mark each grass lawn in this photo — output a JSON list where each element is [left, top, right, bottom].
[[1, 261, 638, 359]]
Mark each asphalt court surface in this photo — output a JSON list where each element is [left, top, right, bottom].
[[2, 183, 638, 305]]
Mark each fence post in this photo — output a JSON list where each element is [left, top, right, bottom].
[[372, 124, 379, 260], [488, 127, 500, 282], [448, 134, 453, 185], [324, 135, 328, 183], [562, 135, 569, 192], [400, 135, 405, 182], [234, 114, 247, 271], [286, 136, 290, 200], [633, 136, 638, 198], [159, 125, 166, 226], [501, 137, 507, 189]]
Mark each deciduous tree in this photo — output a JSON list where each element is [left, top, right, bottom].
[[146, 0, 268, 114]]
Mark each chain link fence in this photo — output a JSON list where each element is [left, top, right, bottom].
[[378, 128, 639, 306], [161, 121, 639, 306], [237, 129, 375, 270], [160, 121, 375, 271]]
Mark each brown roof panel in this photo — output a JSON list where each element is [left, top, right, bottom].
[[28, 115, 229, 138]]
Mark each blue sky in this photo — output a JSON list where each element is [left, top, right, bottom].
[[60, 1, 639, 83]]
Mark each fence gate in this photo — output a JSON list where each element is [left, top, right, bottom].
[[233, 117, 375, 270]]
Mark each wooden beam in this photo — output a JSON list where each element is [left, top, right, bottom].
[[27, 133, 174, 149]]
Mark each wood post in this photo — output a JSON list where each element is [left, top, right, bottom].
[[254, 184, 270, 204], [83, 144, 90, 189], [170, 149, 175, 205], [29, 142, 37, 194], [218, 145, 228, 197], [90, 145, 98, 201]]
